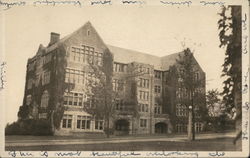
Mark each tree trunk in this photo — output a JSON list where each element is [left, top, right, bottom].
[[191, 88, 195, 140], [192, 110, 195, 140], [50, 110, 55, 135], [106, 116, 110, 138]]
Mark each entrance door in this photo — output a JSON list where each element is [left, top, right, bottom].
[[155, 122, 168, 134], [115, 119, 129, 135]]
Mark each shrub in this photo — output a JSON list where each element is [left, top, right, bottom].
[[33, 119, 53, 135], [5, 119, 53, 136], [5, 122, 20, 135]]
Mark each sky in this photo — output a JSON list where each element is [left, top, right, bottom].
[[2, 5, 226, 124]]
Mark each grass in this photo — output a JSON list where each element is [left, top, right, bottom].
[[5, 138, 237, 151]]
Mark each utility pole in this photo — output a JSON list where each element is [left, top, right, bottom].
[[188, 66, 195, 141], [188, 105, 192, 141], [192, 104, 195, 140]]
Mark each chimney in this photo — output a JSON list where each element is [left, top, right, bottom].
[[49, 32, 60, 46]]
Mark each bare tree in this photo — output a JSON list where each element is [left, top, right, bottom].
[[206, 89, 222, 117], [83, 48, 145, 137], [176, 48, 206, 140]]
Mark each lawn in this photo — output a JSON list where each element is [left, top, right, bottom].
[[6, 138, 237, 151]]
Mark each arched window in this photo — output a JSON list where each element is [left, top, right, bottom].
[[41, 90, 49, 108]]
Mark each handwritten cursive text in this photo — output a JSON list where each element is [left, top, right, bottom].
[[33, 0, 81, 7], [55, 151, 82, 157], [200, 1, 225, 6], [91, 0, 112, 5], [91, 151, 141, 157], [208, 151, 225, 157], [0, 62, 6, 90], [160, 0, 192, 7], [8, 151, 34, 157], [0, 0, 25, 10], [147, 151, 199, 157]]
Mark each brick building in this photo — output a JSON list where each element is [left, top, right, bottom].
[[21, 22, 206, 135]]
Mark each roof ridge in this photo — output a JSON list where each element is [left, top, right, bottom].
[[107, 44, 184, 59], [107, 44, 161, 58]]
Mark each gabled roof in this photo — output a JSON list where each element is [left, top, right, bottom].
[[160, 52, 184, 70], [107, 45, 162, 69], [107, 45, 184, 70], [46, 21, 98, 52], [30, 21, 203, 72]]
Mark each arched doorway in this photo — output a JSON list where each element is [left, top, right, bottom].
[[155, 122, 168, 134], [115, 119, 129, 135]]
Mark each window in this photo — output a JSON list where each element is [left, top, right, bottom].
[[26, 95, 32, 105], [41, 91, 49, 108], [85, 96, 101, 108], [138, 66, 143, 73], [194, 72, 199, 81], [70, 45, 101, 65], [138, 78, 149, 88], [85, 96, 99, 108], [145, 104, 148, 112], [154, 104, 162, 114], [62, 115, 72, 128], [35, 74, 40, 87], [118, 80, 124, 91], [97, 53, 103, 66], [138, 103, 149, 112], [39, 113, 47, 119], [113, 79, 118, 91], [138, 66, 148, 74], [183, 88, 188, 98], [43, 53, 52, 65], [176, 123, 187, 133], [113, 79, 124, 91], [195, 122, 202, 132], [176, 124, 181, 133], [139, 91, 149, 100], [154, 85, 161, 93], [88, 51, 94, 64], [42, 71, 50, 85], [113, 63, 126, 72], [71, 47, 85, 63], [115, 99, 127, 111], [95, 120, 104, 130], [145, 91, 148, 100], [65, 68, 85, 84], [176, 87, 182, 99], [37, 57, 44, 68], [140, 119, 147, 127], [154, 70, 162, 79], [194, 106, 201, 118], [27, 79, 33, 89], [176, 104, 188, 116], [87, 30, 90, 36], [64, 92, 84, 107], [77, 115, 91, 130]]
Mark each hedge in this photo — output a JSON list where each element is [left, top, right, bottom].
[[5, 119, 53, 136]]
